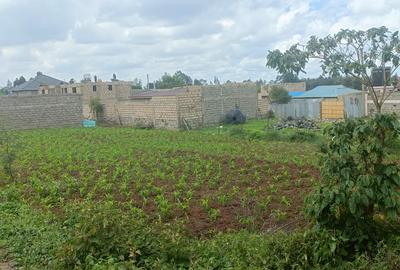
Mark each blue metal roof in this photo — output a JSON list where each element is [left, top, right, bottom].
[[296, 85, 360, 98], [289, 91, 304, 97]]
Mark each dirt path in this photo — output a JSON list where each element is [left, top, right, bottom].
[[0, 262, 13, 270], [0, 249, 14, 270]]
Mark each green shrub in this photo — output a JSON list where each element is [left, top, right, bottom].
[[269, 86, 292, 104], [89, 98, 104, 120], [306, 113, 400, 253], [190, 229, 350, 269], [0, 200, 65, 268], [58, 201, 190, 269]]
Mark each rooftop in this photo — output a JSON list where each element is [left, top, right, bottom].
[[11, 72, 66, 92], [296, 85, 360, 98], [289, 91, 305, 97]]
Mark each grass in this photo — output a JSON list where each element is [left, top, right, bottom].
[[200, 119, 326, 144], [0, 123, 399, 269]]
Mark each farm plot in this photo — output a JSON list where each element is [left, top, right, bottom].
[[2, 127, 319, 235], [2, 125, 400, 269]]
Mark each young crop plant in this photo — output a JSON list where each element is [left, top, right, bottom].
[[280, 196, 291, 207], [207, 208, 221, 222], [200, 197, 210, 211], [155, 194, 172, 219], [306, 114, 400, 252], [269, 184, 278, 193], [272, 209, 287, 222], [217, 194, 227, 206], [257, 195, 272, 211]]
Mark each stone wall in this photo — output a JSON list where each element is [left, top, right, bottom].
[[366, 88, 400, 115], [0, 95, 82, 130], [201, 83, 258, 126], [117, 84, 257, 130], [177, 87, 203, 129], [257, 96, 269, 117], [118, 96, 179, 129]]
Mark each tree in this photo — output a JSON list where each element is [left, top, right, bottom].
[[277, 73, 300, 83], [69, 78, 76, 84], [132, 78, 142, 90], [174, 70, 192, 85], [255, 79, 266, 92], [155, 73, 178, 89], [13, 76, 26, 87], [266, 26, 400, 112], [193, 79, 207, 85], [155, 71, 193, 89], [304, 76, 362, 90], [213, 76, 220, 85], [89, 98, 104, 120], [268, 86, 292, 104]]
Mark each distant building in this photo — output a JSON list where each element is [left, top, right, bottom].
[[39, 80, 134, 122], [9, 72, 66, 96], [269, 85, 365, 120], [366, 85, 400, 115], [293, 85, 359, 99]]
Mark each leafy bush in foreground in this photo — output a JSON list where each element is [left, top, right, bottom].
[[306, 114, 400, 253]]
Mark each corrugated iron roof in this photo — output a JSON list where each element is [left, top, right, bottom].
[[296, 85, 360, 98], [289, 91, 304, 97]]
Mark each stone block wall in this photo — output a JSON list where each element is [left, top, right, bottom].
[[176, 87, 203, 129], [118, 96, 179, 129], [0, 95, 83, 130], [201, 83, 258, 126], [366, 88, 400, 115], [257, 97, 269, 117]]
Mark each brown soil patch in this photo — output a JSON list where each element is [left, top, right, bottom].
[[19, 151, 320, 236]]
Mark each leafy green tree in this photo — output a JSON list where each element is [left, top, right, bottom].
[[269, 86, 292, 104], [266, 26, 400, 112], [306, 114, 400, 251], [155, 71, 193, 89], [255, 79, 266, 92], [132, 78, 142, 90], [277, 73, 301, 83], [174, 71, 192, 85], [193, 79, 207, 85]]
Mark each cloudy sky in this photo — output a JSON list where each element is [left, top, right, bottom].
[[1, 0, 399, 86]]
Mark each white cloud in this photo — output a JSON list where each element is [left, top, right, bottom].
[[1, 0, 400, 85]]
